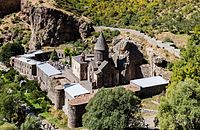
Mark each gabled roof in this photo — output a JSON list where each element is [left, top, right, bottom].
[[98, 60, 109, 70], [37, 63, 62, 77], [130, 76, 169, 88], [94, 32, 108, 51]]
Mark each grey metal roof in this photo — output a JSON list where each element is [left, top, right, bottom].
[[64, 83, 89, 98], [16, 57, 38, 65], [22, 50, 44, 58], [94, 32, 108, 51], [37, 63, 62, 77], [130, 76, 169, 88]]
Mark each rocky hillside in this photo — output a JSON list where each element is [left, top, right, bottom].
[[55, 0, 200, 36], [0, 0, 94, 51], [0, 0, 21, 18]]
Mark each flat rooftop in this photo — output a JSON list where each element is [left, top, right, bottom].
[[37, 62, 62, 77], [69, 92, 96, 106], [130, 76, 169, 88], [64, 83, 89, 98], [21, 50, 44, 58], [15, 57, 38, 65]]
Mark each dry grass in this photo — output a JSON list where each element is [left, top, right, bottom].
[[40, 107, 69, 129], [155, 32, 190, 48], [141, 95, 162, 110]]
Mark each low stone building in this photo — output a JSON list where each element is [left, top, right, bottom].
[[10, 56, 37, 79], [62, 83, 90, 114], [130, 76, 169, 98], [67, 92, 96, 128], [10, 50, 45, 79], [10, 50, 64, 103], [37, 62, 62, 102], [71, 54, 91, 80]]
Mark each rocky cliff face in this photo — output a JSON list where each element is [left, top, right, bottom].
[[20, 0, 94, 50], [0, 0, 21, 18], [112, 39, 144, 84]]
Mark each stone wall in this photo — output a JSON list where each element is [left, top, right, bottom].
[[54, 87, 65, 110], [135, 64, 151, 78], [68, 103, 87, 128], [11, 57, 37, 80], [0, 0, 21, 18], [139, 84, 166, 98], [72, 57, 81, 80], [71, 56, 88, 80], [95, 26, 180, 59], [146, 48, 171, 80]]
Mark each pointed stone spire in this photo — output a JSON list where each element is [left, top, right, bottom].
[[94, 32, 108, 51], [94, 32, 109, 62]]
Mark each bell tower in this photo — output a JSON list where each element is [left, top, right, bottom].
[[94, 32, 109, 62]]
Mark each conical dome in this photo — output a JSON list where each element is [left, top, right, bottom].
[[94, 32, 108, 51]]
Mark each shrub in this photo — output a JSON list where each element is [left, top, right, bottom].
[[163, 37, 173, 43]]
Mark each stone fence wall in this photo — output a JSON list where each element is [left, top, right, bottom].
[[94, 26, 180, 58]]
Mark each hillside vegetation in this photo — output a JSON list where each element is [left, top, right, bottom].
[[55, 0, 200, 35]]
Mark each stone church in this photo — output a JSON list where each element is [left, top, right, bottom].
[[87, 33, 119, 88], [71, 32, 143, 89]]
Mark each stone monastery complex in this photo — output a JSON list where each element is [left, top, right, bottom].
[[10, 33, 169, 128]]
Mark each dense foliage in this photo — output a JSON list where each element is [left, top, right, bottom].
[[170, 34, 200, 83], [158, 79, 200, 130], [83, 88, 144, 130], [0, 69, 50, 128], [20, 115, 41, 130], [0, 123, 18, 130], [50, 50, 59, 61], [0, 41, 24, 66], [158, 33, 200, 129], [55, 0, 200, 34]]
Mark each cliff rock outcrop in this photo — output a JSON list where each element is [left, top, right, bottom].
[[112, 39, 144, 84], [0, 0, 21, 18], [20, 1, 94, 50]]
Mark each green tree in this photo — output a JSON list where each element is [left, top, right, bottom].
[[170, 34, 200, 83], [0, 82, 26, 126], [0, 42, 24, 66], [0, 90, 25, 124], [49, 50, 59, 61], [4, 69, 19, 82], [158, 79, 200, 130], [83, 88, 144, 130], [64, 47, 71, 57], [20, 115, 41, 130]]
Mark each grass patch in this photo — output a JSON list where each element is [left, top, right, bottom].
[[141, 95, 162, 110], [40, 107, 68, 129], [142, 100, 158, 110]]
